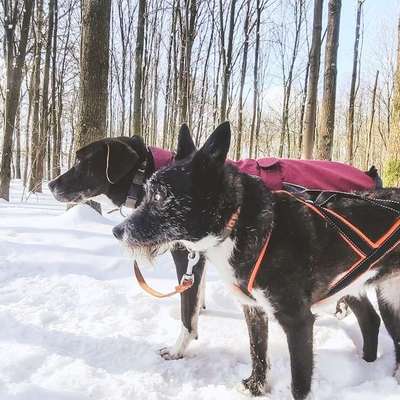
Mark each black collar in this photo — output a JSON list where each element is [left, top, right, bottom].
[[124, 147, 154, 209]]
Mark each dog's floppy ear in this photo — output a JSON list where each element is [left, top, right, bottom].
[[105, 141, 140, 184], [199, 121, 231, 164], [128, 135, 147, 162], [175, 123, 195, 161]]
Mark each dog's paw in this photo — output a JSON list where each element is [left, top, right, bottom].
[[159, 346, 184, 360], [240, 375, 267, 396], [335, 298, 351, 320]]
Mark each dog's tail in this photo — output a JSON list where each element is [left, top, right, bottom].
[[365, 165, 383, 189]]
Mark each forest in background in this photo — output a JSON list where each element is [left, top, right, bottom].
[[0, 0, 400, 201]]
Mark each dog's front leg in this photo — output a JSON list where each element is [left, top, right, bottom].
[[242, 305, 269, 396], [277, 310, 315, 400], [159, 247, 206, 360]]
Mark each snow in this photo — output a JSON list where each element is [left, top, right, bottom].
[[0, 180, 399, 400]]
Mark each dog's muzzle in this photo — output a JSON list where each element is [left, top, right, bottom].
[[113, 223, 125, 241]]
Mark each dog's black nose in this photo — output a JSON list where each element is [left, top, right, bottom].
[[113, 224, 125, 240]]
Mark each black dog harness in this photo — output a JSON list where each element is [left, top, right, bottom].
[[247, 190, 400, 301]]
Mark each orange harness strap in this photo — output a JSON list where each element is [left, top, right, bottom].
[[245, 190, 400, 300]]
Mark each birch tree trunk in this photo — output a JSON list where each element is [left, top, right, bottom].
[[317, 0, 341, 160], [347, 0, 364, 164], [37, 0, 55, 185], [365, 70, 379, 169], [249, 0, 262, 159], [236, 0, 251, 160], [302, 0, 323, 159], [29, 0, 44, 192]]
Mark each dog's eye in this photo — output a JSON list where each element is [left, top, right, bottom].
[[154, 193, 162, 202]]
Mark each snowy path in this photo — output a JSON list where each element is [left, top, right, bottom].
[[0, 180, 399, 399]]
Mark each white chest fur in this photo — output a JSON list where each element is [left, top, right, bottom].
[[180, 236, 269, 307]]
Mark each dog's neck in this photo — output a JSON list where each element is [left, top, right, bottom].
[[201, 166, 275, 260], [227, 171, 274, 251], [106, 147, 153, 207]]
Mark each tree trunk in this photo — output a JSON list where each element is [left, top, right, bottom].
[[195, 10, 214, 146], [162, 0, 177, 148], [278, 0, 304, 158], [180, 0, 197, 124], [0, 0, 34, 201], [23, 65, 36, 186], [38, 0, 55, 184], [236, 0, 251, 160], [249, 0, 262, 159], [51, 0, 59, 178], [347, 0, 364, 164], [365, 70, 379, 169], [29, 0, 44, 192], [302, 0, 323, 159], [298, 59, 310, 157], [133, 0, 146, 136], [317, 0, 341, 160], [76, 0, 111, 149], [219, 0, 237, 122], [15, 104, 21, 179]]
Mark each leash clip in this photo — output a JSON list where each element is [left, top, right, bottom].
[[180, 251, 200, 286]]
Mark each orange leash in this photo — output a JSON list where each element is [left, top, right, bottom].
[[134, 261, 194, 298], [133, 208, 241, 299]]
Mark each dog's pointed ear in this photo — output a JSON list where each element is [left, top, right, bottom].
[[175, 123, 195, 161], [199, 121, 231, 164], [105, 140, 140, 184], [191, 122, 231, 184]]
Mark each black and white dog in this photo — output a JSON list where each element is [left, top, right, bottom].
[[112, 123, 400, 399], [49, 125, 383, 366], [48, 128, 209, 360]]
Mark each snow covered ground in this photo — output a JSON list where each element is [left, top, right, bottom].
[[0, 180, 399, 400]]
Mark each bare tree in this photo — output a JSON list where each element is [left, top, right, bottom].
[[365, 69, 379, 168], [38, 0, 55, 184], [50, 0, 59, 178], [179, 0, 197, 124], [0, 0, 34, 200], [76, 0, 111, 149], [133, 0, 146, 135], [347, 0, 364, 164], [219, 0, 237, 122], [249, 0, 263, 159], [29, 0, 44, 192], [236, 0, 252, 160], [317, 0, 341, 160], [278, 0, 304, 158], [302, 0, 323, 159], [383, 17, 400, 185]]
